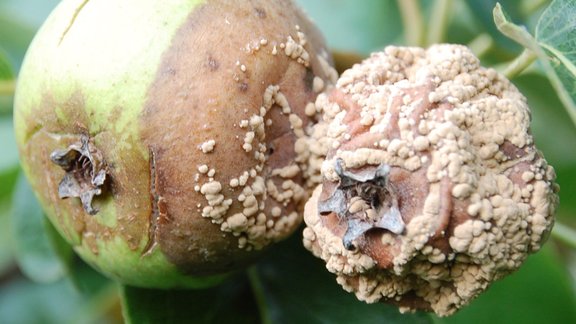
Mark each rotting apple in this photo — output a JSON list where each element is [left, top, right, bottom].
[[301, 45, 559, 316], [14, 0, 337, 288]]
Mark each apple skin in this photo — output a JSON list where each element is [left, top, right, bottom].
[[14, 0, 335, 288]]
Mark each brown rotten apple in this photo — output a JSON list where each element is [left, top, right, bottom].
[[301, 45, 558, 316], [14, 0, 337, 288]]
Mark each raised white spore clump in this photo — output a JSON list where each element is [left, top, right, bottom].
[[302, 44, 559, 316]]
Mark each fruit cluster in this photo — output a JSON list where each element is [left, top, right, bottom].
[[14, 0, 558, 316]]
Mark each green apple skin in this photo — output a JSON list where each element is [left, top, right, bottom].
[[14, 0, 334, 288]]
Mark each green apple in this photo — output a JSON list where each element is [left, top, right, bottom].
[[14, 0, 336, 288]]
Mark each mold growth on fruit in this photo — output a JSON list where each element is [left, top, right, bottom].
[[129, 0, 339, 276], [201, 80, 311, 251], [302, 45, 559, 316], [200, 139, 216, 153], [185, 21, 339, 253], [50, 134, 107, 215]]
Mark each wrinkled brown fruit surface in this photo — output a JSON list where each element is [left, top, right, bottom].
[[302, 45, 558, 316]]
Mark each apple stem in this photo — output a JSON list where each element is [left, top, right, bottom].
[[427, 0, 453, 45], [500, 49, 538, 79]]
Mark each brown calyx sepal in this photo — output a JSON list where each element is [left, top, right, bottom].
[[50, 135, 107, 215], [318, 158, 404, 250]]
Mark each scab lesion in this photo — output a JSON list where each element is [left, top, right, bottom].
[[50, 134, 107, 215], [318, 158, 405, 250]]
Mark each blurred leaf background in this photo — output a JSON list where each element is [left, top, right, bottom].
[[1, 0, 575, 323]]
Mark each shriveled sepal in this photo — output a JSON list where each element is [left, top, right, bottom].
[[50, 135, 107, 215], [318, 158, 404, 250]]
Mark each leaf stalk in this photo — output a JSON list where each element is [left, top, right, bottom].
[[398, 0, 425, 46]]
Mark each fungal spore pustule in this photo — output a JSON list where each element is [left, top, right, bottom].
[[302, 44, 559, 316]]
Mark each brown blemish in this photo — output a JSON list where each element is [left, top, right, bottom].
[[21, 86, 153, 255], [136, 0, 333, 274], [358, 167, 430, 268], [162, 67, 177, 77], [238, 82, 249, 92], [143, 148, 160, 255], [255, 7, 266, 18], [303, 68, 315, 92], [500, 140, 527, 160], [358, 230, 399, 268], [388, 167, 429, 225], [207, 55, 219, 71], [436, 177, 453, 238], [388, 290, 433, 313], [334, 90, 370, 139]]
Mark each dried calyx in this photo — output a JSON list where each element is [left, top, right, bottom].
[[318, 158, 404, 250], [50, 135, 107, 215], [302, 44, 559, 316]]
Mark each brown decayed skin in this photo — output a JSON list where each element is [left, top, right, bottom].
[[139, 0, 336, 274], [302, 45, 558, 316], [20, 0, 337, 278]]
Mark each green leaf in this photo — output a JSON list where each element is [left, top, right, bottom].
[[0, 197, 15, 274], [535, 0, 576, 125], [0, 147, 19, 274], [493, 2, 576, 125], [0, 277, 119, 324], [121, 275, 259, 324], [250, 235, 431, 324], [11, 174, 67, 283], [465, 0, 524, 53], [493, 3, 538, 51], [435, 245, 576, 324], [0, 278, 86, 324], [0, 47, 14, 80], [0, 117, 19, 173], [0, 167, 18, 201]]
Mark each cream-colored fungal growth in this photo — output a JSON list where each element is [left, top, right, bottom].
[[194, 23, 338, 252], [302, 44, 559, 316], [200, 139, 216, 153]]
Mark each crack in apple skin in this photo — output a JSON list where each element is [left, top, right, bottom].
[[50, 134, 107, 215]]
